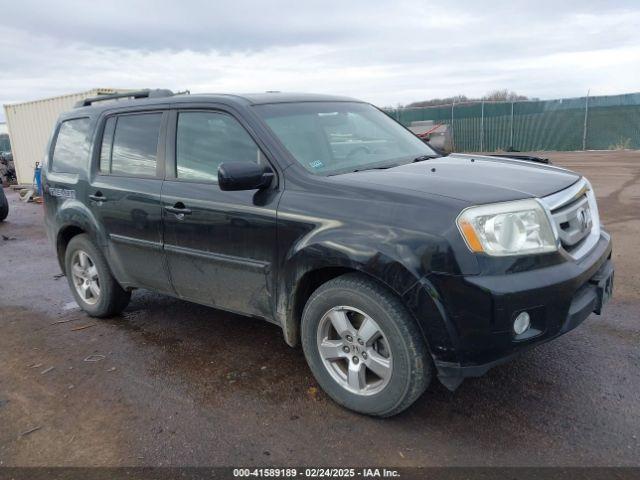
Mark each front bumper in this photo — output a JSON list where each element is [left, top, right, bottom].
[[430, 231, 613, 390]]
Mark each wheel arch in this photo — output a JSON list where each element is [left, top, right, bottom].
[[277, 245, 433, 348], [53, 200, 105, 274], [283, 265, 356, 346], [56, 224, 87, 273]]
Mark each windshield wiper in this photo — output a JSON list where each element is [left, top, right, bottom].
[[351, 165, 398, 173], [350, 155, 440, 173], [412, 154, 441, 162], [338, 155, 441, 174]]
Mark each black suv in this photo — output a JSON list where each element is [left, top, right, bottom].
[[43, 90, 614, 416]]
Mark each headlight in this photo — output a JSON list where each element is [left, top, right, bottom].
[[457, 199, 557, 256]]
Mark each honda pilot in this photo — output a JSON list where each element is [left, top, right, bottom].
[[42, 90, 614, 416]]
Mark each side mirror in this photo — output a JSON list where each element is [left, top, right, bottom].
[[218, 162, 274, 191]]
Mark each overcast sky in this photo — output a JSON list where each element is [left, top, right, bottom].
[[1, 0, 639, 121]]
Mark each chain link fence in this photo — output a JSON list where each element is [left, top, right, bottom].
[[385, 92, 640, 152]]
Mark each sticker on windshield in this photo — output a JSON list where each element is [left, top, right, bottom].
[[309, 160, 324, 169]]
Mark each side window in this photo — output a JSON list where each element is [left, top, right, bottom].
[[176, 111, 261, 182], [51, 118, 90, 173], [99, 117, 116, 173], [108, 113, 162, 176]]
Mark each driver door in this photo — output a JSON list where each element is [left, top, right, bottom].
[[161, 109, 281, 318]]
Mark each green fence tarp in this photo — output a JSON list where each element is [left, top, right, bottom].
[[386, 92, 640, 152]]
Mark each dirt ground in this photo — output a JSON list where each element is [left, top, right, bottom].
[[0, 150, 638, 467]]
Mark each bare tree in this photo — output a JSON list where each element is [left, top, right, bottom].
[[407, 95, 469, 108], [483, 89, 528, 102], [406, 90, 530, 108]]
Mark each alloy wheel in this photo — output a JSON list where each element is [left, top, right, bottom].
[[70, 250, 101, 305], [316, 306, 393, 396]]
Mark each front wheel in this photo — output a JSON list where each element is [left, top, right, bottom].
[[301, 273, 432, 417]]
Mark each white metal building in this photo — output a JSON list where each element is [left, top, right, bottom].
[[3, 89, 129, 185]]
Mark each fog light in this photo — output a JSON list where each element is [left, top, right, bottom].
[[513, 311, 531, 335]]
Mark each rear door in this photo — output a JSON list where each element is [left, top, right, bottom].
[[161, 108, 281, 318], [88, 110, 173, 294]]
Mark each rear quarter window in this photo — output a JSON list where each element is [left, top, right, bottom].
[[51, 118, 90, 173]]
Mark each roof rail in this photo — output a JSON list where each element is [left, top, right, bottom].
[[74, 89, 174, 108]]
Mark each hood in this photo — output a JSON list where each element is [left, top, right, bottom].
[[336, 154, 580, 204]]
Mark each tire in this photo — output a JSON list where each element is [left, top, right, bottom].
[[301, 273, 432, 417], [0, 188, 8, 221], [64, 234, 131, 317]]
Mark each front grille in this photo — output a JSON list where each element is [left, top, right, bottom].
[[552, 194, 592, 252], [541, 178, 600, 259]]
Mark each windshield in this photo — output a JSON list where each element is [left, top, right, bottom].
[[254, 102, 436, 175]]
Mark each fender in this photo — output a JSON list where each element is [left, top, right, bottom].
[[275, 226, 460, 367], [51, 198, 107, 271]]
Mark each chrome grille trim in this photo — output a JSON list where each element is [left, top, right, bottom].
[[543, 178, 590, 211], [553, 195, 591, 246], [540, 178, 601, 260]]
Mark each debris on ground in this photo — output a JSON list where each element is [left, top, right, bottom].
[[40, 366, 54, 375], [84, 354, 105, 362], [51, 319, 73, 325], [307, 386, 319, 400], [71, 324, 95, 332], [28, 363, 43, 369], [19, 426, 42, 437], [2, 235, 16, 241], [18, 189, 34, 203]]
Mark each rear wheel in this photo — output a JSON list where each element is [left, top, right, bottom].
[[64, 234, 130, 317], [301, 273, 431, 417]]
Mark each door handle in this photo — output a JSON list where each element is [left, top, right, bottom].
[[165, 204, 192, 216], [89, 193, 108, 202]]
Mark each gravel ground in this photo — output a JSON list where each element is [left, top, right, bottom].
[[0, 150, 638, 467]]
